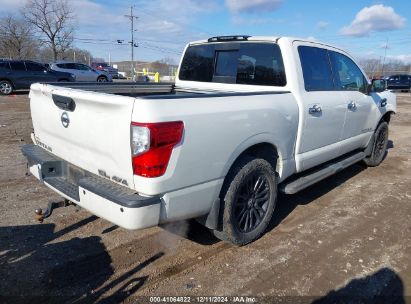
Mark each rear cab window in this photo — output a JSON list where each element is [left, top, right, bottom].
[[179, 42, 286, 87]]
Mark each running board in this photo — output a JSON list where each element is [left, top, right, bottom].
[[280, 152, 365, 195]]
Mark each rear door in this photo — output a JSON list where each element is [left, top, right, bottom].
[[62, 63, 84, 81], [0, 61, 12, 77], [295, 45, 347, 171], [29, 84, 136, 188], [9, 61, 30, 89]]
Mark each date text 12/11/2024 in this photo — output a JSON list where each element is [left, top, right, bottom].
[[148, 296, 257, 303]]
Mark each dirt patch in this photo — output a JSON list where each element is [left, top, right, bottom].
[[0, 92, 410, 302]]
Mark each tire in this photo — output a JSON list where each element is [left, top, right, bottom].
[[58, 79, 69, 82], [0, 80, 13, 95], [364, 121, 389, 167], [97, 76, 108, 82], [213, 156, 278, 246]]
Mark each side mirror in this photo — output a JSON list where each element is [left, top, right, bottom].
[[368, 79, 386, 94]]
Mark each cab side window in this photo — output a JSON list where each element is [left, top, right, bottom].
[[75, 64, 89, 71], [330, 52, 367, 93], [65, 63, 76, 70], [25, 61, 45, 71], [0, 62, 11, 70], [9, 62, 26, 71], [298, 46, 335, 91]]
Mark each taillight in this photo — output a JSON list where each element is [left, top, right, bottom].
[[131, 121, 184, 178]]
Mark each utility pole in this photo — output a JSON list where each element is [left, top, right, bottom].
[[125, 6, 138, 79], [381, 38, 389, 76]]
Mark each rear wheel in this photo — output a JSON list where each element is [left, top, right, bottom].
[[213, 156, 277, 246], [364, 121, 389, 167], [97, 76, 108, 82], [0, 80, 13, 95]]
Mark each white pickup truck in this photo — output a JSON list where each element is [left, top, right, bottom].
[[22, 36, 396, 245]]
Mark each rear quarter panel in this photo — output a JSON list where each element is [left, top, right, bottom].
[[131, 92, 299, 196]]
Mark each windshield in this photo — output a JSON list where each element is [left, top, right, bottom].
[[179, 42, 286, 87]]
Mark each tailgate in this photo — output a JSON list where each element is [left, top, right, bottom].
[[29, 83, 136, 189]]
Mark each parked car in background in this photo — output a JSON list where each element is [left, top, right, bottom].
[[386, 74, 410, 92], [91, 62, 119, 79], [0, 60, 75, 95], [50, 62, 112, 82]]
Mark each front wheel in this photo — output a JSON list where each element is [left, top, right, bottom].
[[0, 80, 13, 95], [364, 121, 389, 167], [213, 157, 278, 246], [97, 76, 108, 82]]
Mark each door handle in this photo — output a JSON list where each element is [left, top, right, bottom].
[[309, 104, 322, 114], [348, 101, 357, 111], [380, 98, 387, 107]]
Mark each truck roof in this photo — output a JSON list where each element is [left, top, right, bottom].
[[188, 35, 346, 55], [189, 35, 319, 44]]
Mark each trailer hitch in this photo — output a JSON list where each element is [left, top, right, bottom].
[[35, 199, 74, 223]]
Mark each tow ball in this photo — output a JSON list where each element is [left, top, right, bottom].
[[35, 199, 74, 223]]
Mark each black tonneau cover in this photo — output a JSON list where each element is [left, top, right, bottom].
[[44, 81, 291, 99]]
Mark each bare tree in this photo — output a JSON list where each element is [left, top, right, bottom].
[[358, 57, 411, 78], [62, 48, 92, 64], [0, 15, 39, 59], [22, 0, 74, 61]]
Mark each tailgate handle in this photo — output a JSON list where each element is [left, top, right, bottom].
[[52, 94, 76, 111]]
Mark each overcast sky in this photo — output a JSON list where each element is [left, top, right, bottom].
[[0, 0, 410, 64]]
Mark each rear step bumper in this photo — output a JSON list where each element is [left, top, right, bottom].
[[21, 144, 161, 230]]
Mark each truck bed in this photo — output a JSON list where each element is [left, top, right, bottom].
[[47, 81, 290, 99]]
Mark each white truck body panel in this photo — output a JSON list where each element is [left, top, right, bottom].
[[23, 36, 397, 231], [29, 85, 136, 188]]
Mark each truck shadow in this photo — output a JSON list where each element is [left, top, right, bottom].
[[159, 144, 395, 246], [162, 152, 391, 245], [313, 267, 405, 304], [269, 162, 367, 232], [0, 217, 163, 303], [160, 219, 219, 245]]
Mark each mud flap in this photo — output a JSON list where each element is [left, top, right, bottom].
[[196, 198, 220, 230], [364, 133, 375, 157]]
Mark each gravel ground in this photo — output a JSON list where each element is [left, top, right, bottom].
[[0, 91, 410, 303]]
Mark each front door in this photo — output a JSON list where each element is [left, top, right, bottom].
[[25, 61, 53, 84], [329, 51, 380, 154], [75, 63, 97, 81]]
